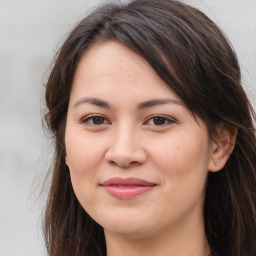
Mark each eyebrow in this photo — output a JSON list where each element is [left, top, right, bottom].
[[73, 97, 182, 109], [137, 98, 182, 109], [73, 97, 111, 109]]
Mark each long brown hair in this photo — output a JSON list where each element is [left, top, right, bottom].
[[44, 0, 256, 255]]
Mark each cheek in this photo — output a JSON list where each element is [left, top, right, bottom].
[[150, 134, 209, 193], [65, 132, 105, 209], [65, 132, 104, 176]]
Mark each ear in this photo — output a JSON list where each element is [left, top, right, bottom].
[[65, 155, 69, 166], [208, 123, 237, 172]]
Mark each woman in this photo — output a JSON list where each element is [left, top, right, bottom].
[[43, 0, 256, 255]]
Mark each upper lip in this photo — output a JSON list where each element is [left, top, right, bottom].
[[101, 177, 157, 186]]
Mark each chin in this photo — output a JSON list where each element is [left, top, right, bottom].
[[104, 223, 153, 239], [97, 211, 154, 238]]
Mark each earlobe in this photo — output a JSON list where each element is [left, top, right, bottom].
[[208, 123, 237, 172], [65, 155, 69, 166]]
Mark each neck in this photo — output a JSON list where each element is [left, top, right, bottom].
[[104, 210, 210, 256]]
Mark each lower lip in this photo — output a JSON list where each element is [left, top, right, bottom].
[[102, 185, 155, 199]]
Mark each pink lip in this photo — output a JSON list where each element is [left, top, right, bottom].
[[100, 177, 156, 199]]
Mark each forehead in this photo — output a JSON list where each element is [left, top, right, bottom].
[[71, 40, 179, 103]]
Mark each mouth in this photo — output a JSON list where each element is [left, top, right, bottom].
[[100, 177, 157, 199]]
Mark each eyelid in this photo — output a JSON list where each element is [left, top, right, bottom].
[[143, 114, 176, 126], [80, 114, 111, 126], [79, 114, 176, 127]]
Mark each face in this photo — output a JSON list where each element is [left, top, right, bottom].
[[65, 40, 215, 240]]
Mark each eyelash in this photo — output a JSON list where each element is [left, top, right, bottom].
[[80, 115, 110, 126], [144, 115, 176, 126], [80, 114, 176, 127]]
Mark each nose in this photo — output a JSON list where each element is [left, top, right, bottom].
[[104, 124, 147, 168]]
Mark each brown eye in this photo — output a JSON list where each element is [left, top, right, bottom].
[[91, 116, 105, 125], [152, 117, 167, 125], [81, 115, 110, 126], [145, 115, 175, 126]]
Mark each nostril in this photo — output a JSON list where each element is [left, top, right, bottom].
[[130, 161, 140, 166], [104, 146, 147, 167], [109, 160, 118, 166], [108, 160, 140, 168]]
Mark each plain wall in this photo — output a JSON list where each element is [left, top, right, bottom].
[[0, 0, 255, 255]]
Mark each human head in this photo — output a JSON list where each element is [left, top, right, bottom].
[[44, 0, 256, 255]]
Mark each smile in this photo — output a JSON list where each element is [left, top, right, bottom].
[[100, 177, 157, 199]]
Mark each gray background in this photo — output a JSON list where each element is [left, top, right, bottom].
[[0, 0, 255, 255]]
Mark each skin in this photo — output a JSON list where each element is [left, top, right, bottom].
[[65, 40, 234, 256]]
